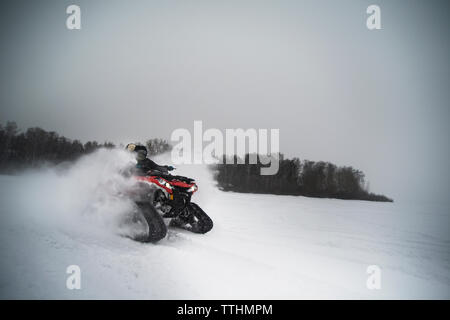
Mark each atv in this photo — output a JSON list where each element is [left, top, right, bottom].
[[127, 169, 213, 242]]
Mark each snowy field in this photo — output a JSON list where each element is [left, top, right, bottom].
[[0, 150, 449, 299]]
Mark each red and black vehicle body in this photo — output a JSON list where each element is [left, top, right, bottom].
[[130, 169, 213, 242]]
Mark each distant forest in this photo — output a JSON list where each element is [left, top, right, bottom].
[[0, 121, 170, 171], [215, 155, 393, 202], [1, 121, 392, 202]]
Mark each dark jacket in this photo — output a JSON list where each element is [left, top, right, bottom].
[[135, 158, 168, 175]]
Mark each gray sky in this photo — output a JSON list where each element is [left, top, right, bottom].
[[1, 0, 449, 204]]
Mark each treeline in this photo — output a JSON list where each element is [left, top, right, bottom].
[[145, 138, 172, 156], [215, 154, 393, 202], [1, 121, 391, 202], [0, 121, 171, 172], [0, 121, 115, 171]]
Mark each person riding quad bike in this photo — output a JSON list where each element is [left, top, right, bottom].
[[124, 143, 213, 243], [126, 143, 174, 175]]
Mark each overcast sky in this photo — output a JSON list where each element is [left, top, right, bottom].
[[1, 0, 449, 204]]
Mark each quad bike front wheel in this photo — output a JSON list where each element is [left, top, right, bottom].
[[170, 202, 213, 234]]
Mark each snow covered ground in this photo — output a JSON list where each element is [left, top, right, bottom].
[[0, 150, 448, 299]]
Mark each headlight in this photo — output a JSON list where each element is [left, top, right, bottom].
[[187, 185, 198, 193], [156, 178, 172, 190]]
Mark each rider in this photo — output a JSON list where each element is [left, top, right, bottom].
[[126, 143, 174, 175]]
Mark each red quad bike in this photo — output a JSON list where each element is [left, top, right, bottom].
[[129, 169, 213, 242]]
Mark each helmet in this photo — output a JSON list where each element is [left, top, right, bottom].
[[126, 143, 147, 161]]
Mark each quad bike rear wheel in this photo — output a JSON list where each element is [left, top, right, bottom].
[[134, 202, 167, 242]]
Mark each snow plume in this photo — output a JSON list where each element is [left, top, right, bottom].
[[5, 149, 139, 239], [2, 148, 219, 240], [0, 149, 220, 298]]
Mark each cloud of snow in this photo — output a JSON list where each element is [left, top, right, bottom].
[[1, 148, 218, 241], [4, 149, 143, 239]]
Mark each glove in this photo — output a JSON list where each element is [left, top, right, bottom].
[[166, 165, 175, 171]]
